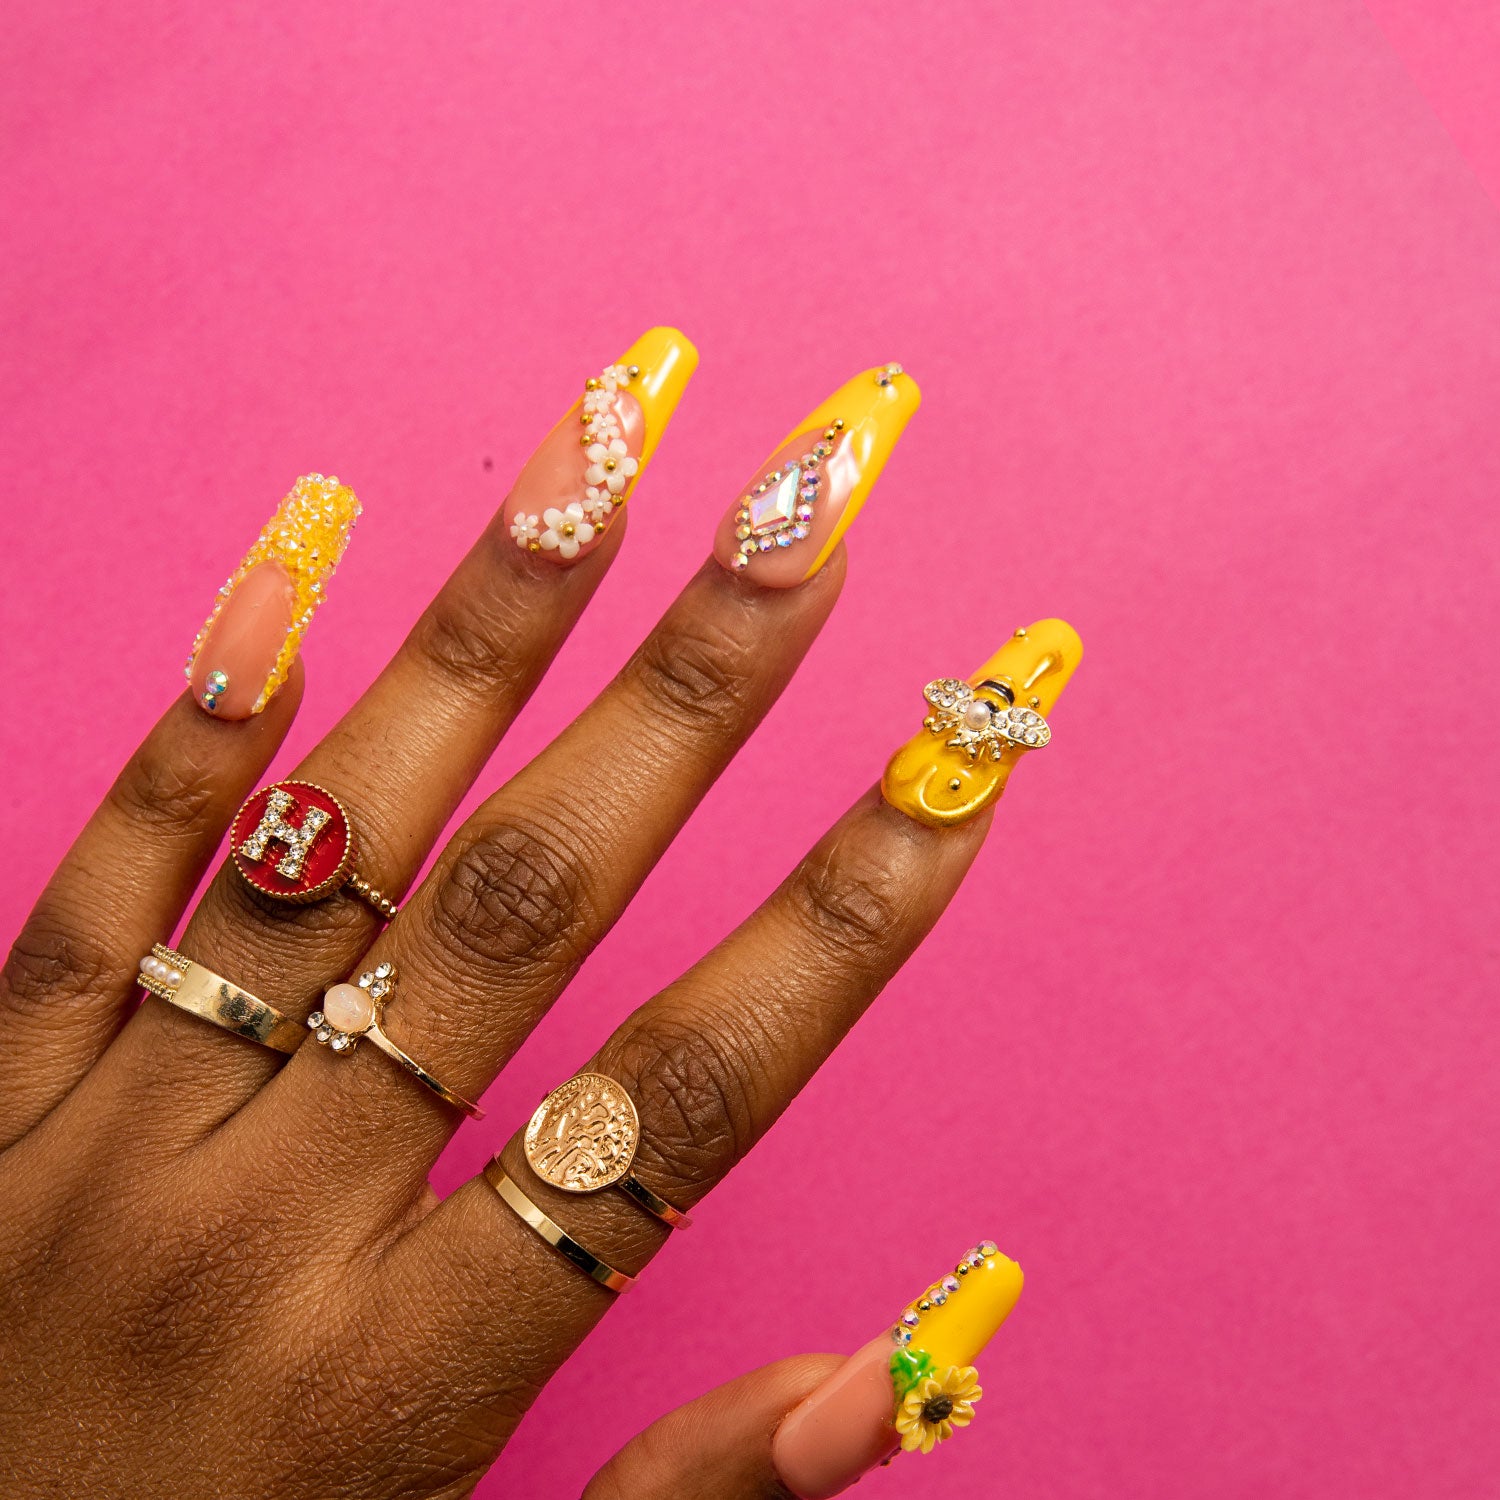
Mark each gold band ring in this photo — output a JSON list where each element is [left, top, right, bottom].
[[523, 1072, 692, 1229], [230, 780, 398, 919], [306, 964, 483, 1118], [136, 943, 304, 1054], [484, 1163, 635, 1293]]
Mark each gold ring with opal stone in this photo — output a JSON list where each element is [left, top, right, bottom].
[[306, 963, 483, 1118], [522, 1072, 692, 1229]]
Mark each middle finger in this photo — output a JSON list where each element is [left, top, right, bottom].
[[243, 363, 921, 1217]]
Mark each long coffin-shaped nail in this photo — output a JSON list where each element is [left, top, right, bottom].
[[713, 363, 919, 587], [503, 326, 698, 566], [185, 474, 361, 719], [881, 618, 1083, 827], [772, 1242, 1023, 1499]]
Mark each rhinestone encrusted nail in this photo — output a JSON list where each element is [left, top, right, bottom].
[[729, 418, 844, 571]]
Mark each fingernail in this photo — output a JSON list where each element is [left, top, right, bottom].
[[881, 618, 1083, 827], [713, 363, 919, 587], [772, 1242, 1023, 1499], [185, 474, 360, 719], [504, 326, 698, 566]]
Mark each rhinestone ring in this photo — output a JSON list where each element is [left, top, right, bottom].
[[231, 780, 398, 919], [306, 963, 483, 1118], [522, 1072, 692, 1229]]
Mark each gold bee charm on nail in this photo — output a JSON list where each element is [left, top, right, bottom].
[[921, 679, 1051, 759]]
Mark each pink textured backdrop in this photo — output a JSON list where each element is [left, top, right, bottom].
[[3, 3, 1497, 1496]]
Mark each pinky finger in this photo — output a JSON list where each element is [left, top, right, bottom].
[[0, 473, 354, 1144]]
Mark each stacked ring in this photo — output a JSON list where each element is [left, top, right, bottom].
[[230, 780, 398, 919], [484, 1165, 636, 1293], [485, 1072, 693, 1294], [522, 1072, 692, 1228], [305, 963, 483, 1118], [136, 943, 305, 1053]]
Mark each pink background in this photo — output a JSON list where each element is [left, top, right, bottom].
[[3, 3, 1497, 1496]]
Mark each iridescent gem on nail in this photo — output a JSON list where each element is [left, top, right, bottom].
[[749, 464, 803, 534]]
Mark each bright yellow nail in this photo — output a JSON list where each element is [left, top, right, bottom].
[[905, 1247, 1024, 1370], [621, 325, 698, 474], [881, 618, 1083, 827], [714, 363, 920, 587]]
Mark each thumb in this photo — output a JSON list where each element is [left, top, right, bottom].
[[584, 1241, 1022, 1500], [584, 1355, 842, 1500]]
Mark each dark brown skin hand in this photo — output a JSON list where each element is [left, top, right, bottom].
[[0, 372, 998, 1498]]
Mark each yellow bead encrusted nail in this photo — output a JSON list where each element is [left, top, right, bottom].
[[185, 475, 360, 716]]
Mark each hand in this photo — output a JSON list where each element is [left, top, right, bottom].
[[0, 330, 1079, 1499]]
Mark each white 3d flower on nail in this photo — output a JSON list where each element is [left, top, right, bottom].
[[539, 504, 595, 560], [514, 362, 639, 557], [585, 437, 639, 495], [582, 486, 615, 523], [584, 411, 621, 444]]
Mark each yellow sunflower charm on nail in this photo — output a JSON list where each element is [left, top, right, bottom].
[[894, 1365, 983, 1453]]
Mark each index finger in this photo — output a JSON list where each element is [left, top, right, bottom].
[[389, 619, 1082, 1415]]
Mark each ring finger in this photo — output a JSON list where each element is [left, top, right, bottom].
[[74, 328, 696, 1141]]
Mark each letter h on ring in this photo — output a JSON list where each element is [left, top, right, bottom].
[[238, 789, 331, 881]]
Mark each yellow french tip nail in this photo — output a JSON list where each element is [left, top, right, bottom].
[[503, 326, 696, 567], [714, 363, 920, 587], [902, 1244, 1024, 1371], [185, 474, 360, 719], [619, 325, 698, 473], [772, 1240, 1020, 1497], [881, 618, 1083, 827]]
